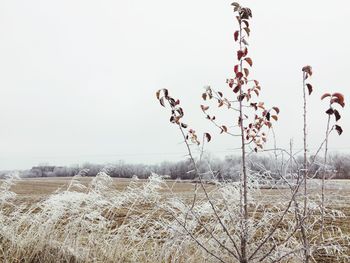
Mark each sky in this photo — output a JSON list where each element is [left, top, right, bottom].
[[0, 0, 349, 170]]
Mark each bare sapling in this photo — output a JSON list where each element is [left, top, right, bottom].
[[157, 2, 301, 262], [200, 3, 279, 262], [319, 92, 345, 238], [299, 65, 313, 262]]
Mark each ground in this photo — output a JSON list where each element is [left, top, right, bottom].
[[1, 177, 350, 262], [8, 176, 350, 238]]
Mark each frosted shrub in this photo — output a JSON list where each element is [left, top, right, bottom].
[[0, 173, 19, 205]]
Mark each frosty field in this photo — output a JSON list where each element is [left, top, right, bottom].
[[1, 175, 350, 262]]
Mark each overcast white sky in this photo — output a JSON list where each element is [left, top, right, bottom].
[[0, 0, 349, 170]]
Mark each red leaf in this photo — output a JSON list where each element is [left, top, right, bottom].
[[245, 57, 253, 67], [238, 94, 245, 101], [236, 72, 244, 79], [331, 98, 344, 107], [321, 93, 331, 100], [234, 31, 239, 42], [271, 115, 278, 121], [306, 83, 313, 95], [325, 108, 334, 115], [204, 132, 212, 142], [332, 93, 345, 107], [243, 47, 248, 56], [258, 102, 265, 110], [243, 68, 249, 77], [272, 107, 280, 114], [240, 7, 252, 19], [233, 85, 241, 93], [156, 90, 161, 100], [228, 79, 234, 88], [200, 105, 209, 111], [234, 65, 239, 74], [335, 125, 343, 135], [334, 109, 341, 121], [302, 65, 313, 76], [237, 50, 244, 60]]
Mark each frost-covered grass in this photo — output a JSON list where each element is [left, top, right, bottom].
[[1, 174, 349, 262]]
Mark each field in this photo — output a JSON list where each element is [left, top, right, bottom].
[[1, 175, 350, 262], [8, 177, 198, 203]]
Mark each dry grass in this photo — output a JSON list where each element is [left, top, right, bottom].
[[1, 175, 349, 262]]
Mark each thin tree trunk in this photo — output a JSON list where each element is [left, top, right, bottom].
[[321, 112, 331, 239], [302, 71, 310, 263], [239, 95, 248, 263], [238, 20, 248, 263]]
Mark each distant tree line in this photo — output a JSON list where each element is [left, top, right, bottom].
[[1, 153, 349, 180]]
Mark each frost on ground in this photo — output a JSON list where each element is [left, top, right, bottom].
[[0, 173, 349, 263]]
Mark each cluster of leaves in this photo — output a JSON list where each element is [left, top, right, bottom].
[[156, 89, 211, 145], [321, 92, 345, 135], [302, 65, 313, 95], [245, 106, 280, 150], [199, 2, 279, 152]]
